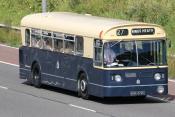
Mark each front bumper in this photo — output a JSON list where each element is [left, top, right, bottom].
[[89, 83, 168, 97]]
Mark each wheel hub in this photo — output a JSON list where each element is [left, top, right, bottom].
[[80, 80, 86, 92], [34, 75, 38, 80]]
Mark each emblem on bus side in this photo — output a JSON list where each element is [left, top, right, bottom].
[[56, 61, 60, 69], [136, 79, 141, 84]]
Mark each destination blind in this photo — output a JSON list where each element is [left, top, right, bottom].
[[131, 28, 155, 35], [116, 28, 155, 36]]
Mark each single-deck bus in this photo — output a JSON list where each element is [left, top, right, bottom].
[[19, 12, 168, 99]]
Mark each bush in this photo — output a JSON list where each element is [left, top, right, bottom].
[[126, 0, 173, 26]]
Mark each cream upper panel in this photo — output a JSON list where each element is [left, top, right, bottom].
[[102, 25, 166, 40], [21, 12, 151, 39], [21, 27, 26, 46]]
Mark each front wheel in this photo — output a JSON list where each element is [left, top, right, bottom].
[[78, 73, 89, 99]]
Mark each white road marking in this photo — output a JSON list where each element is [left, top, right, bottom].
[[0, 44, 19, 49], [0, 85, 8, 90], [0, 61, 19, 67], [147, 95, 169, 102], [69, 104, 96, 113]]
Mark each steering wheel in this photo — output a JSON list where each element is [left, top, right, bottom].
[[147, 62, 156, 65]]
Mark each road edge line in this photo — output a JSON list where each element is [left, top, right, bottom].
[[168, 79, 175, 83], [0, 60, 19, 67], [0, 85, 8, 90], [0, 44, 19, 49], [69, 104, 96, 113]]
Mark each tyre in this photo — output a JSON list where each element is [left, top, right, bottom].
[[78, 73, 89, 99], [26, 75, 33, 85], [32, 63, 41, 88]]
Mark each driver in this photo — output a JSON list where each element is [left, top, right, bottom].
[[104, 43, 117, 66]]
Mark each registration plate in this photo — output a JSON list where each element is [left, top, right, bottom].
[[130, 91, 146, 96]]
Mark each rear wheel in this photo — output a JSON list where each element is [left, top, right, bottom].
[[26, 74, 33, 85], [78, 73, 89, 99], [32, 64, 41, 88]]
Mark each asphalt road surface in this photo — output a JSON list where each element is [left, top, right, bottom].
[[0, 62, 175, 117]]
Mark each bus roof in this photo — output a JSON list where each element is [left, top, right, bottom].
[[21, 12, 165, 39]]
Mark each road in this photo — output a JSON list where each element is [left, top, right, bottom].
[[0, 44, 175, 117]]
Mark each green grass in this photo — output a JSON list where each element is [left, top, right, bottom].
[[168, 56, 175, 79], [0, 0, 175, 78], [0, 28, 21, 47]]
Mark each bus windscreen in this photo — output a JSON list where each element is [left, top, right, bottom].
[[104, 40, 166, 67]]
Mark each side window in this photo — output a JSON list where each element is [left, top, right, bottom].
[[64, 34, 75, 54], [42, 30, 52, 50], [94, 39, 103, 66], [31, 29, 41, 48], [25, 29, 30, 46], [53, 32, 64, 52], [75, 36, 84, 56]]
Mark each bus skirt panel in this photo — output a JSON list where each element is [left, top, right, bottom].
[[89, 83, 168, 97], [19, 66, 31, 79]]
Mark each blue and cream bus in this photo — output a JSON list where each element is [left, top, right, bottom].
[[19, 12, 168, 99]]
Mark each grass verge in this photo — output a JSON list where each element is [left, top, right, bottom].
[[0, 28, 21, 47]]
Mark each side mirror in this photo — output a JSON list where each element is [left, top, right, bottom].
[[167, 39, 171, 48]]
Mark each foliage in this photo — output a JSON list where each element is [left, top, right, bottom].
[[0, 28, 21, 47]]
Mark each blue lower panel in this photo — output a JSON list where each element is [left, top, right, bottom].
[[41, 73, 77, 92], [90, 84, 168, 97], [19, 67, 30, 79]]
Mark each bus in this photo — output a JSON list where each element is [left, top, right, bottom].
[[19, 12, 168, 99]]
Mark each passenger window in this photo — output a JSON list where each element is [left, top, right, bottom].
[[64, 35, 75, 54], [54, 39, 63, 52], [75, 36, 84, 56], [53, 32, 64, 52], [31, 29, 41, 48], [42, 30, 52, 50], [94, 39, 103, 66], [25, 29, 30, 46]]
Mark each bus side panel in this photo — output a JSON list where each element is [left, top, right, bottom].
[[50, 51, 105, 95], [30, 49, 66, 89], [58, 53, 78, 91], [19, 46, 105, 96], [19, 46, 31, 80], [57, 53, 105, 97], [87, 68, 106, 97]]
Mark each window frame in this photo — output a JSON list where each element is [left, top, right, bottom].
[[25, 28, 30, 46], [53, 32, 64, 52], [42, 30, 53, 51], [64, 34, 75, 55], [75, 36, 84, 56], [102, 39, 167, 68], [28, 28, 85, 56], [31, 28, 42, 48], [93, 39, 103, 67]]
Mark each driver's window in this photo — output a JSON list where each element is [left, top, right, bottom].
[[104, 43, 117, 67], [94, 39, 103, 66]]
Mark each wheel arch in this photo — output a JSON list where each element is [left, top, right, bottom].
[[31, 60, 41, 72], [77, 68, 89, 82]]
